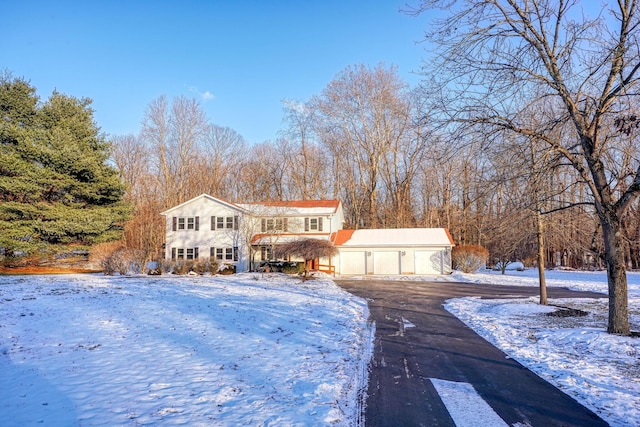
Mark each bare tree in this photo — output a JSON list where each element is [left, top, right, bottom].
[[411, 0, 640, 334], [194, 124, 247, 200], [312, 63, 414, 228], [142, 95, 208, 207], [280, 99, 331, 200], [110, 133, 164, 266]]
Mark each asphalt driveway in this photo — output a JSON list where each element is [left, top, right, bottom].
[[336, 279, 609, 427]]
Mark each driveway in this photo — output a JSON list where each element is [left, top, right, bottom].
[[336, 279, 609, 427]]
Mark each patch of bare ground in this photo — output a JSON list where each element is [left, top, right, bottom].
[[0, 265, 101, 275]]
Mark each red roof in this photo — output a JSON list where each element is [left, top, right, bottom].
[[330, 229, 356, 246]]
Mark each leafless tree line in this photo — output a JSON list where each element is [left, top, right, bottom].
[[112, 0, 640, 335], [111, 62, 639, 280]]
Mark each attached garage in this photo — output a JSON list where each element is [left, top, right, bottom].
[[373, 251, 401, 275], [332, 228, 454, 276], [340, 251, 367, 275]]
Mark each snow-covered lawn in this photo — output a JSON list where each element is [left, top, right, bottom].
[[443, 269, 640, 427], [0, 273, 374, 426]]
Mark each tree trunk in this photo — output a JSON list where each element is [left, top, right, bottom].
[[601, 216, 630, 335], [536, 208, 547, 305]]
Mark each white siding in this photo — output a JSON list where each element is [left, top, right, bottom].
[[415, 250, 442, 274]]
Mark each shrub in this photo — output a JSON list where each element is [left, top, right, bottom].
[[281, 261, 304, 274], [219, 264, 236, 275], [102, 249, 132, 275], [172, 261, 190, 275], [452, 245, 489, 273], [91, 241, 123, 272]]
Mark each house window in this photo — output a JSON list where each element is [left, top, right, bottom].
[[304, 217, 323, 232], [172, 247, 198, 260], [261, 217, 287, 232], [173, 216, 199, 231], [212, 247, 235, 261], [261, 246, 272, 261], [214, 216, 238, 230]]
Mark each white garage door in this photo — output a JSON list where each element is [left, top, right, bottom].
[[340, 251, 367, 275], [415, 250, 442, 274], [373, 251, 400, 275]]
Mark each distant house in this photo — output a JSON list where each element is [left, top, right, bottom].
[[161, 194, 454, 275]]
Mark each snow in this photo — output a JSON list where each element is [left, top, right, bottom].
[[443, 268, 640, 427], [2, 267, 638, 426], [337, 228, 452, 247], [0, 273, 374, 426]]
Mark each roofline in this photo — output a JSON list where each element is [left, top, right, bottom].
[[241, 200, 341, 214], [444, 228, 455, 245], [337, 243, 455, 248], [332, 228, 456, 247], [160, 194, 249, 216]]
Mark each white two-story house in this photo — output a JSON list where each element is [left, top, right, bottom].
[[161, 193, 454, 275], [160, 194, 345, 272]]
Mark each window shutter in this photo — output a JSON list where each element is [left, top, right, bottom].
[[194, 247, 199, 259], [283, 217, 288, 232], [318, 217, 323, 232], [171, 247, 176, 259], [261, 218, 266, 233], [233, 247, 238, 261], [234, 215, 239, 230], [210, 247, 215, 257], [195, 216, 200, 231], [304, 217, 309, 231], [172, 217, 177, 231], [211, 216, 215, 230]]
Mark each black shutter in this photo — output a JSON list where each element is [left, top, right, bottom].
[[304, 218, 309, 231], [211, 216, 215, 230], [210, 247, 215, 257], [172, 217, 177, 231], [234, 215, 239, 230], [318, 217, 323, 232], [194, 247, 199, 259], [171, 248, 176, 259], [195, 216, 200, 231]]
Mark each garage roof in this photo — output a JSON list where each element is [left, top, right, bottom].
[[332, 228, 454, 247]]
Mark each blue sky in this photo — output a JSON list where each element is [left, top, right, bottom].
[[2, 1, 431, 144]]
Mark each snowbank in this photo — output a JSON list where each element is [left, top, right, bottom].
[[0, 273, 374, 426], [446, 269, 640, 427]]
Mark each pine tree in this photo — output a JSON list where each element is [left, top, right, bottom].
[[0, 73, 131, 260]]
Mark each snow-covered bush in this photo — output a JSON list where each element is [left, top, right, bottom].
[[218, 263, 236, 275], [452, 245, 489, 273]]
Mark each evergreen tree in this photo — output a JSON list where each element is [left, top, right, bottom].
[[0, 73, 131, 260]]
